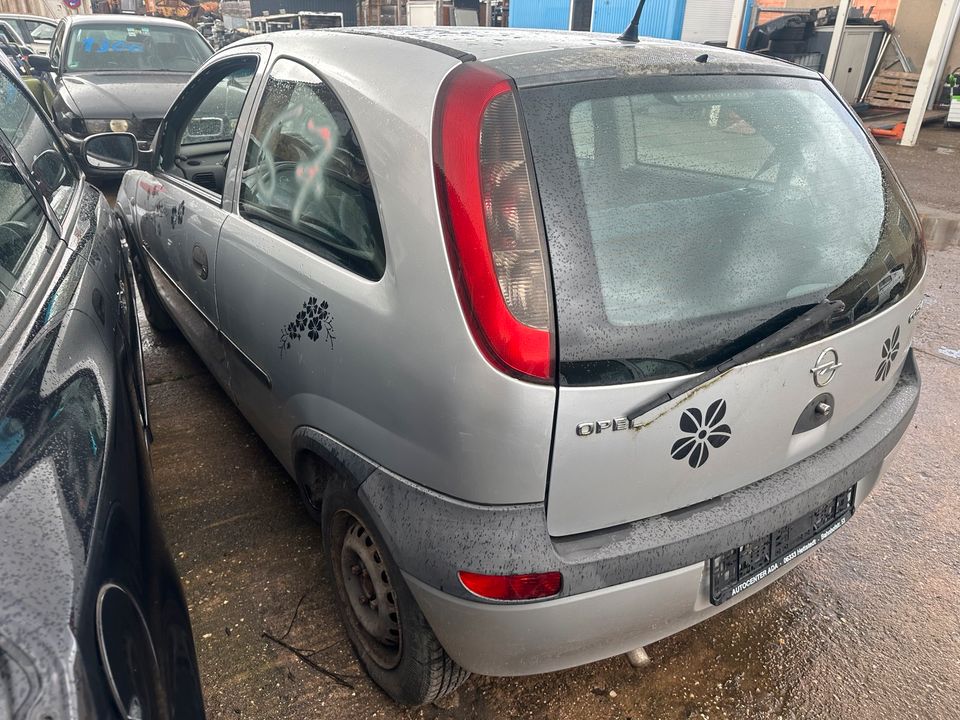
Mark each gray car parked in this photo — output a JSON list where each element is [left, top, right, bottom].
[[112, 27, 926, 704]]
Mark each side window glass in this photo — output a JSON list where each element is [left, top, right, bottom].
[[239, 59, 385, 281], [25, 21, 55, 41], [0, 71, 76, 220], [0, 144, 48, 299], [0, 25, 18, 45], [181, 69, 252, 147], [160, 58, 256, 197], [50, 23, 63, 67]]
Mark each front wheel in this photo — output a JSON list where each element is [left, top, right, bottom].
[[129, 245, 176, 333], [322, 484, 469, 705]]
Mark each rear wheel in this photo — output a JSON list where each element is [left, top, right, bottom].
[[322, 484, 469, 705]]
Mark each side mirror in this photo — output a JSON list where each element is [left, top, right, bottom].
[[82, 133, 139, 172], [31, 148, 67, 193], [26, 53, 51, 72]]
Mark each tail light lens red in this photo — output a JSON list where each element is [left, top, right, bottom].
[[434, 63, 554, 382], [458, 570, 563, 601]]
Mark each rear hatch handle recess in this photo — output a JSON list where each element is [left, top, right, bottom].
[[627, 299, 847, 424]]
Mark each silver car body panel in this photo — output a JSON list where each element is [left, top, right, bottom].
[[118, 27, 925, 514], [215, 32, 556, 502], [547, 279, 925, 536], [406, 461, 890, 677]]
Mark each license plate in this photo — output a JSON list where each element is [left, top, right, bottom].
[[709, 486, 855, 605]]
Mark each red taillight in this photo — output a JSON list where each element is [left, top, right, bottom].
[[434, 63, 554, 382], [458, 570, 562, 601]]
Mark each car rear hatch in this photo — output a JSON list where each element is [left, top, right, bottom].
[[512, 69, 925, 537]]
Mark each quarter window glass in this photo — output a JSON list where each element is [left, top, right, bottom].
[[0, 72, 75, 220], [25, 21, 55, 41], [239, 59, 385, 281]]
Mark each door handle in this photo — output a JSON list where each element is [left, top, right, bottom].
[[192, 244, 208, 280]]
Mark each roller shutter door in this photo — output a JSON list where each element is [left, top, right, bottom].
[[680, 0, 735, 44]]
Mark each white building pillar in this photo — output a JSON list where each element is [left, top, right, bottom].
[[823, 0, 854, 81], [726, 0, 749, 50], [902, 0, 960, 145]]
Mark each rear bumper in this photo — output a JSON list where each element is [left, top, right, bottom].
[[359, 351, 920, 676], [405, 465, 886, 677]]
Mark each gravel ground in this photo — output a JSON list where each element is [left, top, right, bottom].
[[133, 128, 960, 720]]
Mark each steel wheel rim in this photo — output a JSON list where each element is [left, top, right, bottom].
[[338, 514, 402, 669]]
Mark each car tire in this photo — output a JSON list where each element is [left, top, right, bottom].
[[321, 482, 470, 705], [130, 251, 176, 334]]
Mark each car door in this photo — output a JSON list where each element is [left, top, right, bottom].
[[22, 19, 55, 56], [140, 45, 268, 390], [217, 57, 386, 459]]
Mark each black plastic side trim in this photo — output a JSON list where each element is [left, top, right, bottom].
[[291, 426, 379, 490], [336, 28, 476, 61], [220, 331, 271, 389]]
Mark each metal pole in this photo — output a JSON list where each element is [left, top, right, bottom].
[[858, 30, 891, 103], [727, 0, 749, 49], [902, 0, 960, 146], [823, 0, 853, 81]]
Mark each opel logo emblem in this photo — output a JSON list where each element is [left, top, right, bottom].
[[811, 348, 842, 387]]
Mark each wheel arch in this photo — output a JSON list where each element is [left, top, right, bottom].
[[291, 426, 379, 514]]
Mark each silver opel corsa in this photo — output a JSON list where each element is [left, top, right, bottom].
[[112, 26, 926, 704]]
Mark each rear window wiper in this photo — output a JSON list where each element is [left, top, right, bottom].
[[627, 299, 846, 423]]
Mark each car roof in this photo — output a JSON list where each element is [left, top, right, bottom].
[[261, 27, 819, 85], [337, 26, 665, 60], [0, 14, 54, 22], [66, 14, 197, 29]]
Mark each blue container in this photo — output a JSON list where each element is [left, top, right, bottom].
[[591, 0, 685, 36], [508, 0, 685, 37], [509, 0, 573, 30]]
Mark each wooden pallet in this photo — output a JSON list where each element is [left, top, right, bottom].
[[865, 71, 921, 110]]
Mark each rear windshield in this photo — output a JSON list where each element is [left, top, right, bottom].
[[64, 23, 211, 73], [519, 74, 924, 386]]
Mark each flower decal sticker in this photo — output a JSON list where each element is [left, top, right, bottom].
[[670, 399, 732, 469], [875, 326, 900, 382], [279, 297, 335, 357]]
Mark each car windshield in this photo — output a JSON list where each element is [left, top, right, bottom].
[[63, 23, 211, 73], [519, 74, 924, 386]]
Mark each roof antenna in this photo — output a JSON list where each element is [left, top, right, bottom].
[[618, 0, 647, 43]]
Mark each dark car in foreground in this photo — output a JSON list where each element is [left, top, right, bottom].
[[28, 15, 212, 177], [0, 57, 204, 719]]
